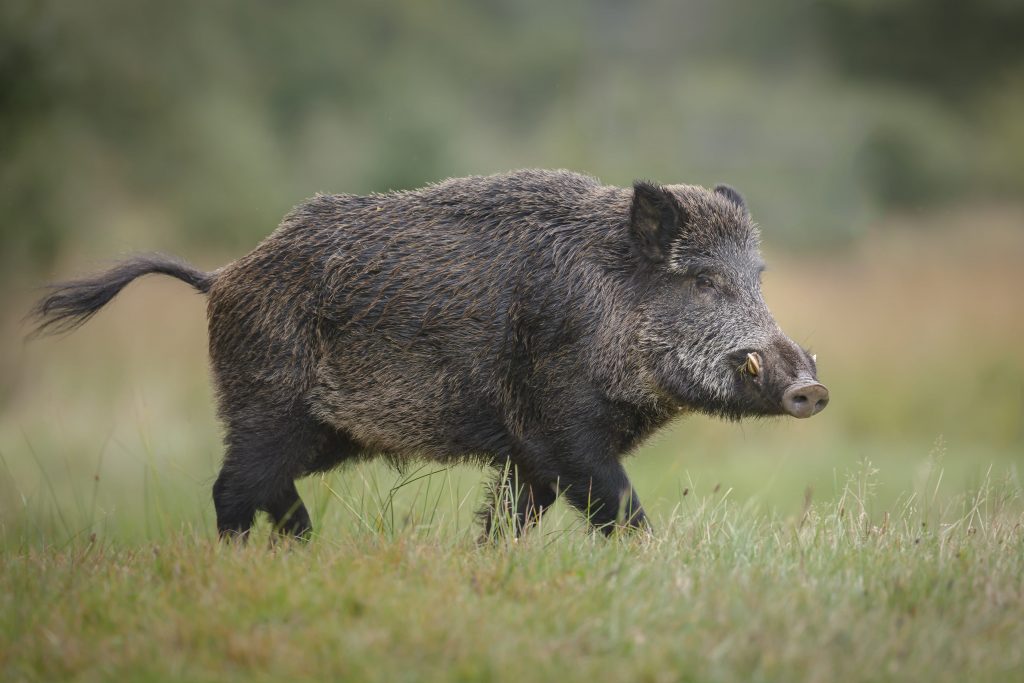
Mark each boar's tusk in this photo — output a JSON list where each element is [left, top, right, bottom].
[[743, 351, 762, 377], [812, 353, 817, 363]]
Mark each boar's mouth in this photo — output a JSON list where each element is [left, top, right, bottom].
[[727, 348, 764, 381], [724, 348, 829, 418], [655, 347, 829, 420]]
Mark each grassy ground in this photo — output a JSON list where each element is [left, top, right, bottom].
[[1, 212, 1023, 682], [3, 474, 1022, 683]]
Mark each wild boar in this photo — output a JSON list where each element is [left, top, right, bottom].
[[31, 170, 828, 540]]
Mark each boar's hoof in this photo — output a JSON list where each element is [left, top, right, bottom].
[[782, 382, 829, 418]]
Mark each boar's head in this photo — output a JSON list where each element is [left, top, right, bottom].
[[629, 181, 828, 420]]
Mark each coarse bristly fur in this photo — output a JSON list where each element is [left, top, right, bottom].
[[28, 169, 826, 541]]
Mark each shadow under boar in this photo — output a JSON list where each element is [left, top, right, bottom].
[[30, 170, 828, 540]]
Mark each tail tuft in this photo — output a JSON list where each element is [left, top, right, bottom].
[[27, 253, 212, 338]]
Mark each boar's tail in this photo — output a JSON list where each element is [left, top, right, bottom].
[[27, 253, 214, 338]]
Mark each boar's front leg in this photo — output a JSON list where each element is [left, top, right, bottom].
[[266, 481, 313, 540], [559, 459, 649, 535]]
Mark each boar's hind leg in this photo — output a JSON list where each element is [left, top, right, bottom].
[[480, 464, 558, 541], [214, 410, 356, 541], [560, 461, 650, 535], [212, 464, 259, 541]]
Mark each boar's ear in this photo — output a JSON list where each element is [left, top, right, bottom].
[[630, 181, 684, 263], [714, 184, 749, 216]]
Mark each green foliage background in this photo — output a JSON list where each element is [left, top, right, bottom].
[[4, 0, 1024, 274]]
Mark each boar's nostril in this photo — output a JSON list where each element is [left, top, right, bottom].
[[782, 382, 829, 419]]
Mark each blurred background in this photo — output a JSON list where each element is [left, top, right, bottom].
[[1, 0, 1021, 541]]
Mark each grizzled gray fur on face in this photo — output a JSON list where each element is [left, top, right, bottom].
[[29, 169, 828, 540]]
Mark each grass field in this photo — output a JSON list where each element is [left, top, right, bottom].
[[1, 212, 1022, 682]]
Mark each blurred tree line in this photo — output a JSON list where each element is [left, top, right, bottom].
[[2, 0, 1023, 276]]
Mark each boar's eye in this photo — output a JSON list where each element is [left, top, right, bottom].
[[695, 274, 716, 291]]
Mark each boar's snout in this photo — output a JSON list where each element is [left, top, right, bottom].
[[781, 381, 829, 418]]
